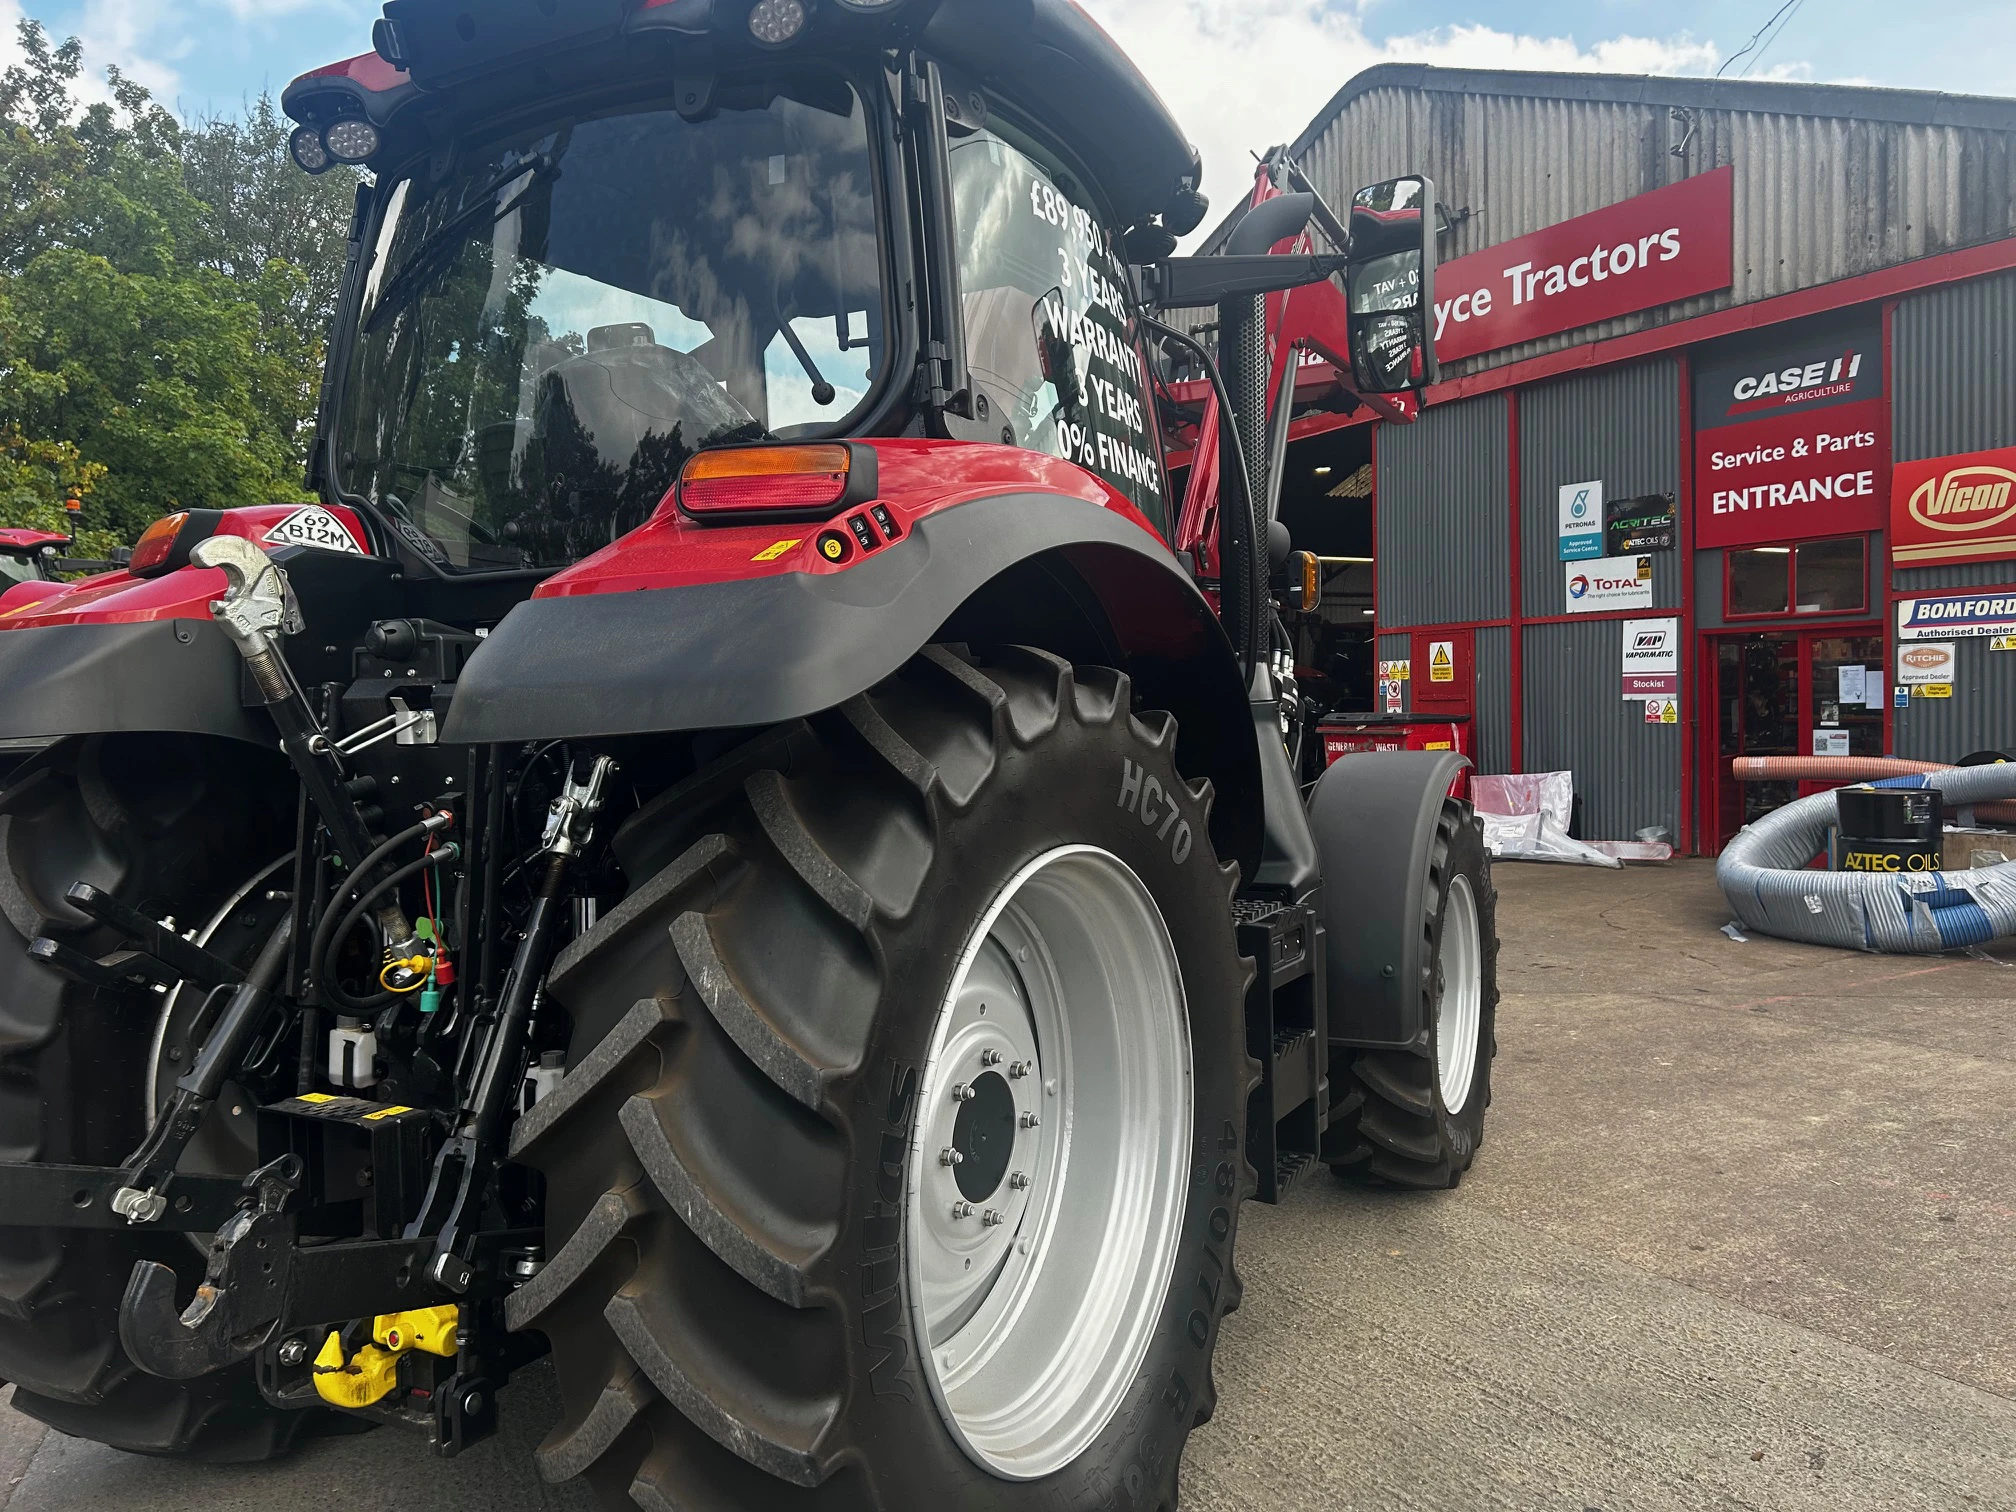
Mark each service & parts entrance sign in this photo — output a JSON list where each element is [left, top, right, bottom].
[[1890, 444, 2016, 568], [1693, 305, 1887, 550], [1429, 168, 1732, 362]]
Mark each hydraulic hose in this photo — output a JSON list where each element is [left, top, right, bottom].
[[1717, 763, 2016, 952], [315, 842, 459, 1014], [1731, 756, 2016, 823]]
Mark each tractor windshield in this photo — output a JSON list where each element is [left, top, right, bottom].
[[337, 71, 886, 572]]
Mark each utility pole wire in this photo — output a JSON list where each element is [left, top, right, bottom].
[[1715, 0, 1807, 78]]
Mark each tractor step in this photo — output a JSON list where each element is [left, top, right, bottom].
[[1236, 895, 1328, 1203]]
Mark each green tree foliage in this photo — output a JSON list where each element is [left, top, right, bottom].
[[0, 21, 359, 543]]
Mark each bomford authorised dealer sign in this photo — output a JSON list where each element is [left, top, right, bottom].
[[1896, 590, 2016, 640]]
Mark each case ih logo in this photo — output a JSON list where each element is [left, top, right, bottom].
[[1728, 351, 1864, 415], [1906, 464, 2016, 533]]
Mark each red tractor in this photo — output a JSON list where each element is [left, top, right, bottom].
[[0, 3, 1496, 1506]]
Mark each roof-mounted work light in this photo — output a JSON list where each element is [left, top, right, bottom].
[[289, 125, 332, 174], [747, 0, 809, 44]]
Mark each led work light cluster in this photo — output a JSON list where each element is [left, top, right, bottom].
[[741, 0, 904, 47], [290, 116, 381, 174]]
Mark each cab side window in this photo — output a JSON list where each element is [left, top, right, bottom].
[[947, 126, 1168, 534]]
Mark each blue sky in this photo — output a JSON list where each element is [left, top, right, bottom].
[[7, 0, 2012, 214]]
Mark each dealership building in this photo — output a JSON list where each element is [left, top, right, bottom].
[[1221, 65, 2016, 853]]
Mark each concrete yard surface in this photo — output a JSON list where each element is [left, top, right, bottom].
[[5, 859, 2012, 1510]]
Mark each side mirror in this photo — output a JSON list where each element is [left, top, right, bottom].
[[1032, 295, 1083, 415], [1345, 175, 1439, 394]]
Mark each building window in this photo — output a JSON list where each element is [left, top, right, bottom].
[[1726, 538, 1868, 619]]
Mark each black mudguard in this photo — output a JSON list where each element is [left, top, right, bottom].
[[0, 619, 267, 747], [441, 491, 1263, 883], [1308, 750, 1471, 1049]]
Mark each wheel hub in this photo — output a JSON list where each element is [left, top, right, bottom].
[[908, 845, 1192, 1481]]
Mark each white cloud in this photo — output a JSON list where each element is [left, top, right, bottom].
[[1079, 1, 1751, 239]]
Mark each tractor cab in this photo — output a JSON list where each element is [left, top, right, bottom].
[[281, 0, 1207, 580]]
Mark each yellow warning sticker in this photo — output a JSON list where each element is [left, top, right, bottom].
[[1992, 634, 2016, 652], [1915, 683, 1953, 698], [362, 1105, 414, 1121], [751, 538, 801, 562], [297, 1093, 336, 1103], [1428, 641, 1454, 683]]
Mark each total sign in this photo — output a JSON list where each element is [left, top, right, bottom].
[[1566, 555, 1655, 613], [1430, 167, 1733, 362]]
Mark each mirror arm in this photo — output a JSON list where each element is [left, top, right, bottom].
[[1146, 254, 1351, 311], [1281, 160, 1353, 256]]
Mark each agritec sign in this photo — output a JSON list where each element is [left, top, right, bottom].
[[1620, 617, 1680, 699], [1566, 555, 1655, 613], [1896, 590, 2016, 640], [1890, 444, 2016, 568], [1693, 306, 1887, 550], [1429, 168, 1733, 363]]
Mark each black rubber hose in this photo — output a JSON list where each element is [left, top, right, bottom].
[[306, 814, 448, 1013], [316, 844, 459, 1015]]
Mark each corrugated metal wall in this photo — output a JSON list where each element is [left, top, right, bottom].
[[1890, 267, 2016, 761], [1375, 393, 1509, 627], [1892, 269, 2016, 462], [1474, 624, 1511, 774], [1517, 358, 1683, 616], [1522, 619, 1683, 840], [1216, 67, 2016, 381]]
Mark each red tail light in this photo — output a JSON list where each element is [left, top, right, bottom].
[[678, 444, 873, 522], [128, 513, 192, 575]]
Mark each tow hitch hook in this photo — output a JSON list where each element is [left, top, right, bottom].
[[118, 1155, 303, 1381]]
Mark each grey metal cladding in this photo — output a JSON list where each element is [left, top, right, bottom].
[[1895, 560, 2016, 593], [1893, 635, 2016, 762], [1376, 392, 1509, 627], [1893, 268, 2016, 463], [1474, 624, 1511, 774], [1521, 618, 1682, 841], [1518, 359, 1683, 617], [1227, 69, 2016, 378]]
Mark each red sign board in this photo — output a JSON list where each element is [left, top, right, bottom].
[[1429, 167, 1733, 362], [1891, 444, 2016, 568], [1694, 398, 1889, 550]]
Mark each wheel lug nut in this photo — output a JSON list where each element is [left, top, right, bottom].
[[1019, 1111, 1040, 1129], [1010, 1172, 1030, 1190], [982, 1209, 1006, 1227], [951, 1082, 976, 1102], [980, 1048, 1002, 1067], [1008, 1060, 1031, 1079], [951, 1201, 974, 1220], [939, 1147, 964, 1166]]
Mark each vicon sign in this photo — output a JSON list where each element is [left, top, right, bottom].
[[1892, 444, 2016, 567]]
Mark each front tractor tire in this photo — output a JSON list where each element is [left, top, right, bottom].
[[1329, 802, 1499, 1189], [511, 646, 1255, 1512]]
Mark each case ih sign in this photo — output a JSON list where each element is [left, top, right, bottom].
[[1891, 444, 2016, 568], [1429, 167, 1733, 362], [1693, 306, 1888, 550]]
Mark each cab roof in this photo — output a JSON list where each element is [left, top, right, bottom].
[[282, 0, 1200, 230]]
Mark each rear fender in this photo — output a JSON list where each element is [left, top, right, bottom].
[[440, 490, 1263, 883]]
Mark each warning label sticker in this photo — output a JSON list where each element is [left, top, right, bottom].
[[1429, 641, 1455, 683]]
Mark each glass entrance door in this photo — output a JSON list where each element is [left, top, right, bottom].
[[1708, 627, 1887, 852]]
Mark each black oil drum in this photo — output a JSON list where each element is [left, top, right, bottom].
[[1831, 784, 1943, 873]]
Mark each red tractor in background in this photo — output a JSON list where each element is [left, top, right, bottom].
[[0, 3, 1496, 1507]]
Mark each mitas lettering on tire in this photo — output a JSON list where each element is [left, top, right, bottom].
[[512, 645, 1258, 1511]]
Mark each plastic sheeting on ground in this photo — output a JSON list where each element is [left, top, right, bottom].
[[1716, 765, 2016, 953], [1473, 772, 1622, 869]]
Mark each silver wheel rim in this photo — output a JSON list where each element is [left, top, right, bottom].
[[907, 845, 1192, 1480], [1437, 873, 1483, 1115]]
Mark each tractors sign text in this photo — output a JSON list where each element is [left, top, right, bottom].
[[1891, 444, 2016, 568], [1429, 168, 1733, 362]]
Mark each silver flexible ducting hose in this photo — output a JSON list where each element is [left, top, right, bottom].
[[1717, 764, 2016, 952]]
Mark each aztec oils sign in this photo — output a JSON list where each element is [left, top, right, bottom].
[[1891, 444, 2016, 568]]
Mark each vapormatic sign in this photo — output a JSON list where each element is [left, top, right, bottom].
[[1429, 167, 1734, 363], [1693, 306, 1887, 550], [1566, 555, 1654, 613], [1896, 590, 2016, 640], [1620, 617, 1680, 699], [1890, 444, 2016, 568]]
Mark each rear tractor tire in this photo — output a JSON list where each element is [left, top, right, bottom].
[[512, 646, 1256, 1511], [1329, 801, 1499, 1189], [0, 734, 318, 1460]]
